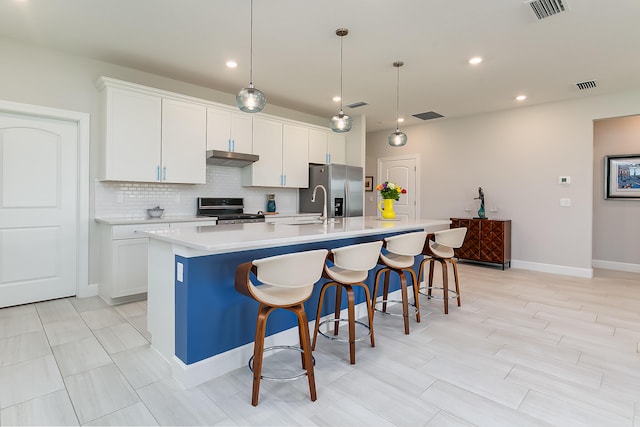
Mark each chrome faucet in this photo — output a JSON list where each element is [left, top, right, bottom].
[[311, 184, 328, 221]]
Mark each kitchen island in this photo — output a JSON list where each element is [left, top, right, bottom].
[[141, 216, 450, 388]]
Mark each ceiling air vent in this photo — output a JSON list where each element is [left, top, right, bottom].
[[346, 101, 368, 109], [526, 0, 567, 20], [576, 80, 597, 90], [412, 111, 444, 121]]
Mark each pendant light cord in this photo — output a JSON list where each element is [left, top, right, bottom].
[[395, 61, 400, 132], [249, 0, 254, 86], [339, 32, 344, 113]]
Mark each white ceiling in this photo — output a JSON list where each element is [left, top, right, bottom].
[[2, 0, 640, 132]]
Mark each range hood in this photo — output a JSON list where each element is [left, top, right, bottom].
[[206, 150, 259, 167]]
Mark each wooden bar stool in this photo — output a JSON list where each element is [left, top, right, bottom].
[[234, 249, 328, 406], [372, 231, 428, 334], [418, 227, 467, 314], [311, 240, 383, 364]]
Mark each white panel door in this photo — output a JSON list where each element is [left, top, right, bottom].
[[0, 112, 78, 307], [378, 157, 417, 221]]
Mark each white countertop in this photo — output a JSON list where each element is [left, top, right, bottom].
[[140, 216, 451, 255], [94, 216, 217, 225]]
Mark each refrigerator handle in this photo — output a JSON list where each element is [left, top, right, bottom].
[[344, 181, 349, 217]]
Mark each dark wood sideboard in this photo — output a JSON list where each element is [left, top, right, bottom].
[[450, 218, 511, 269]]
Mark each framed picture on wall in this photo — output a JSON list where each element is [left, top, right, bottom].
[[605, 154, 640, 199], [365, 176, 374, 192]]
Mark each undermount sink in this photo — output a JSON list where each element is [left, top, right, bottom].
[[284, 218, 338, 225]]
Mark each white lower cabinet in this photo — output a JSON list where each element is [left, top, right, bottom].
[[99, 221, 215, 304]]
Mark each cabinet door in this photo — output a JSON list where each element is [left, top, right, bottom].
[[282, 124, 309, 188], [112, 237, 149, 298], [452, 218, 480, 260], [104, 88, 161, 182], [248, 117, 283, 187], [162, 99, 207, 184], [327, 133, 346, 164], [480, 220, 506, 263], [206, 107, 232, 151], [206, 107, 253, 153], [308, 129, 328, 164], [230, 113, 253, 153]]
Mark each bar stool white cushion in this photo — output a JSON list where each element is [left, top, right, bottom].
[[427, 228, 467, 258], [250, 250, 328, 306]]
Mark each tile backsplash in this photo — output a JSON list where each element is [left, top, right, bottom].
[[95, 165, 299, 218]]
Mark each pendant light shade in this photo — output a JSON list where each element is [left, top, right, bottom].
[[236, 0, 266, 113], [388, 61, 407, 147], [330, 28, 352, 133]]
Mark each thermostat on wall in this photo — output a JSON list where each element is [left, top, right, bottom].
[[559, 176, 571, 184]]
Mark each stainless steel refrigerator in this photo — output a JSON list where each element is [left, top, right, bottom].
[[299, 164, 363, 218]]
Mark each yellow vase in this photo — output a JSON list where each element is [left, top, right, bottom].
[[378, 198, 396, 219]]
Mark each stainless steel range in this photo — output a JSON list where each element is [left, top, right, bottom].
[[197, 197, 265, 224]]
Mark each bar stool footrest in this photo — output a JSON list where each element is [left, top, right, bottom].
[[248, 345, 316, 382], [317, 318, 371, 342], [374, 299, 419, 316], [418, 286, 459, 300]]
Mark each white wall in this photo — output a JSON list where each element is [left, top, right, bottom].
[[366, 90, 640, 276], [0, 36, 331, 289], [592, 115, 640, 271]]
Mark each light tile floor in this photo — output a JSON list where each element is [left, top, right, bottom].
[[0, 265, 639, 426]]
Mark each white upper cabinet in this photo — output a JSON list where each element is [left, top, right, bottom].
[[282, 123, 309, 188], [98, 78, 206, 184], [206, 107, 253, 153], [242, 118, 309, 188], [161, 99, 207, 184], [308, 128, 345, 164], [102, 87, 162, 182]]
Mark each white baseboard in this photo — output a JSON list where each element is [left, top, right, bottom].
[[77, 283, 99, 298], [511, 260, 593, 278], [169, 289, 397, 389], [592, 259, 640, 273]]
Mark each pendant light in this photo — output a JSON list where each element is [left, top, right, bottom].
[[330, 28, 352, 133], [236, 0, 266, 113], [388, 61, 408, 147]]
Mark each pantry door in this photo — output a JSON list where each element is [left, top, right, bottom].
[[378, 155, 418, 221], [0, 111, 79, 307]]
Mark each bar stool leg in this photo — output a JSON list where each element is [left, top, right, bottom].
[[399, 272, 410, 334], [407, 268, 420, 323], [440, 259, 449, 314], [382, 270, 391, 313], [345, 285, 356, 364], [451, 259, 461, 307], [293, 305, 317, 402], [311, 283, 330, 350], [333, 284, 343, 335], [428, 259, 435, 298], [360, 284, 375, 348], [251, 304, 271, 406]]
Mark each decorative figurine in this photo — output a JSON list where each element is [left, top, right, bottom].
[[474, 187, 486, 219]]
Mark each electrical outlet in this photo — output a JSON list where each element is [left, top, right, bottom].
[[176, 262, 184, 282], [560, 198, 571, 207]]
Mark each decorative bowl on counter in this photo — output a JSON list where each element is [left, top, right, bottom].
[[147, 206, 165, 218]]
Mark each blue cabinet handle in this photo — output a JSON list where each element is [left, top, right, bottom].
[[157, 165, 160, 181], [163, 166, 166, 181], [283, 175, 287, 186], [228, 139, 231, 151], [326, 153, 331, 164], [231, 139, 235, 152]]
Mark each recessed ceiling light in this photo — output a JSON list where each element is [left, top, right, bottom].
[[332, 96, 341, 102], [397, 118, 405, 123], [226, 60, 238, 69], [516, 95, 527, 101], [469, 57, 483, 65]]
